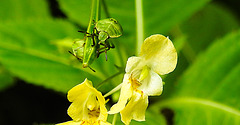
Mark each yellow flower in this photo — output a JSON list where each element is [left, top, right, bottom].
[[108, 34, 177, 125], [57, 79, 111, 125]]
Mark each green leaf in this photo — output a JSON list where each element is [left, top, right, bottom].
[[164, 3, 240, 91], [179, 3, 239, 55], [131, 110, 166, 125], [0, 19, 105, 92], [57, 0, 91, 27], [110, 110, 166, 125], [150, 30, 240, 124], [0, 64, 14, 91], [0, 19, 128, 93], [143, 0, 211, 36], [0, 0, 50, 21]]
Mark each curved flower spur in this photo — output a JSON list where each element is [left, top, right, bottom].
[[108, 34, 178, 125]]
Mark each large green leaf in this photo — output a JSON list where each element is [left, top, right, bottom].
[[110, 110, 166, 125], [57, 0, 91, 27], [150, 30, 240, 124], [0, 19, 105, 92], [0, 19, 127, 93], [0, 0, 50, 21], [164, 3, 240, 86], [143, 0, 210, 36], [179, 3, 239, 55]]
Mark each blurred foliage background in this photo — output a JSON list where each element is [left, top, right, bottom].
[[0, 0, 240, 125]]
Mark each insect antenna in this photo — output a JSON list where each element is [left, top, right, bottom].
[[69, 51, 96, 72], [78, 31, 87, 34], [88, 66, 96, 72], [68, 51, 83, 62], [68, 50, 75, 56]]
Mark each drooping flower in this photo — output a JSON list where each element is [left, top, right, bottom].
[[57, 79, 111, 125], [108, 34, 177, 125]]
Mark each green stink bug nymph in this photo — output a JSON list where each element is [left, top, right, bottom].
[[71, 39, 85, 61], [74, 18, 123, 65], [95, 18, 123, 44]]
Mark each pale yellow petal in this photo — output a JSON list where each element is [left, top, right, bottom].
[[56, 120, 82, 125], [108, 74, 133, 114], [139, 69, 163, 96], [120, 92, 148, 125], [140, 34, 177, 75], [125, 56, 142, 73]]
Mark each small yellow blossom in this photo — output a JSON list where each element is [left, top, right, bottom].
[[57, 79, 111, 125], [108, 34, 177, 125]]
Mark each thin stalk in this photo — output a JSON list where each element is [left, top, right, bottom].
[[96, 71, 123, 89], [135, 0, 144, 55], [83, 0, 100, 67], [112, 114, 117, 125], [87, 0, 100, 33], [104, 83, 122, 97], [101, 0, 110, 18]]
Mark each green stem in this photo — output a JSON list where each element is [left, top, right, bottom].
[[96, 71, 123, 89], [83, 0, 100, 67], [87, 0, 100, 33], [101, 0, 110, 18], [104, 83, 122, 97], [135, 0, 144, 55], [112, 114, 118, 125]]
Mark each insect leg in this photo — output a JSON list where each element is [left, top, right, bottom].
[[96, 44, 108, 60], [79, 31, 95, 46], [69, 51, 95, 72], [96, 47, 105, 58], [101, 42, 108, 61], [92, 19, 96, 24], [103, 46, 108, 61], [109, 41, 115, 49], [78, 31, 87, 34], [91, 35, 96, 47], [105, 40, 115, 50], [68, 50, 74, 56]]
